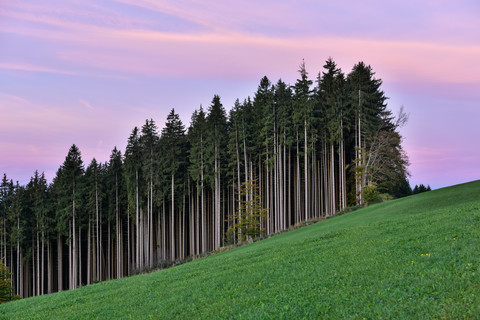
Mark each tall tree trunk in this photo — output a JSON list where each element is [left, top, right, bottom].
[[330, 143, 336, 215], [149, 179, 153, 269], [107, 219, 111, 280], [57, 234, 62, 292], [47, 240, 52, 294], [41, 230, 45, 295], [36, 229, 40, 295], [201, 136, 205, 253], [356, 90, 363, 205], [304, 119, 308, 222], [340, 115, 346, 210], [87, 220, 91, 285], [236, 127, 241, 242], [72, 194, 76, 289], [127, 212, 130, 275], [323, 139, 329, 216], [116, 173, 121, 278], [171, 174, 175, 261], [69, 222, 72, 290], [79, 224, 82, 288], [296, 131, 301, 224], [95, 177, 100, 282]]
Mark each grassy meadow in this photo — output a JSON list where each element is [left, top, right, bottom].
[[1, 180, 479, 319]]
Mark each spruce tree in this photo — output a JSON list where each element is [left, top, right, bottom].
[[188, 107, 207, 253], [160, 109, 186, 260], [293, 60, 313, 221], [206, 95, 227, 249]]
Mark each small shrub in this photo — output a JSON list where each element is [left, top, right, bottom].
[[378, 193, 394, 202], [363, 184, 379, 205]]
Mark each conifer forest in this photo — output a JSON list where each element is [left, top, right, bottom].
[[0, 59, 409, 298]]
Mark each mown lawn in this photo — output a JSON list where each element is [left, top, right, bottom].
[[1, 181, 479, 319]]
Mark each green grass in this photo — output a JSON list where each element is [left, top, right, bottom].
[[1, 181, 479, 319]]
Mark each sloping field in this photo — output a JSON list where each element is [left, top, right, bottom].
[[1, 181, 479, 319]]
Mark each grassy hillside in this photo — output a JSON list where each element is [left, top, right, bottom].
[[1, 181, 479, 319]]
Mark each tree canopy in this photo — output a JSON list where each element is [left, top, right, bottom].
[[0, 59, 410, 299]]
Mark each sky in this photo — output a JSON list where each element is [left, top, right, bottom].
[[1, 0, 479, 189]]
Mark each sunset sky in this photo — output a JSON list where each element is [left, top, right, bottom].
[[1, 0, 479, 189]]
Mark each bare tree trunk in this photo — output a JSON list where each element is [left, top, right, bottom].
[[72, 182, 77, 289], [107, 219, 111, 280], [127, 212, 130, 275], [79, 224, 82, 287], [171, 174, 175, 261], [87, 220, 91, 285], [356, 90, 363, 205], [201, 136, 205, 253], [304, 119, 308, 222], [162, 199, 166, 261], [296, 132, 301, 224], [266, 145, 270, 235], [330, 143, 336, 215], [149, 179, 153, 269], [323, 139, 329, 216], [57, 234, 62, 292], [69, 222, 72, 290], [95, 177, 99, 282], [214, 143, 220, 249], [16, 238, 20, 295], [283, 134, 287, 229], [116, 173, 121, 278], [340, 116, 346, 210], [236, 128, 241, 242], [35, 232, 38, 295], [288, 145, 291, 228], [135, 170, 139, 270], [36, 228, 40, 295]]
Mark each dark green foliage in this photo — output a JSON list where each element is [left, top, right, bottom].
[[316, 58, 351, 143], [392, 177, 413, 198], [124, 126, 142, 217], [188, 106, 207, 186], [293, 60, 314, 138], [160, 109, 187, 201], [205, 95, 227, 188], [0, 59, 411, 299], [253, 76, 274, 156], [413, 184, 431, 194], [347, 61, 389, 136], [140, 119, 159, 198], [26, 170, 51, 242], [53, 144, 85, 236], [9, 183, 25, 249], [274, 79, 293, 146], [84, 159, 104, 222], [106, 148, 127, 222]]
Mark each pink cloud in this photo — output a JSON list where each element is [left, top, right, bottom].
[[3, 0, 479, 85], [79, 99, 95, 110], [0, 62, 76, 75]]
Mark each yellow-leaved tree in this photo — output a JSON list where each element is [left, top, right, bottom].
[[0, 260, 20, 303], [228, 180, 268, 243]]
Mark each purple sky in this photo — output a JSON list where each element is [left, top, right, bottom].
[[1, 0, 479, 189]]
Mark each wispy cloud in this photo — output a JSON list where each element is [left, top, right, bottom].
[[0, 62, 76, 75], [2, 0, 479, 84], [79, 99, 95, 110], [0, 92, 29, 104]]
